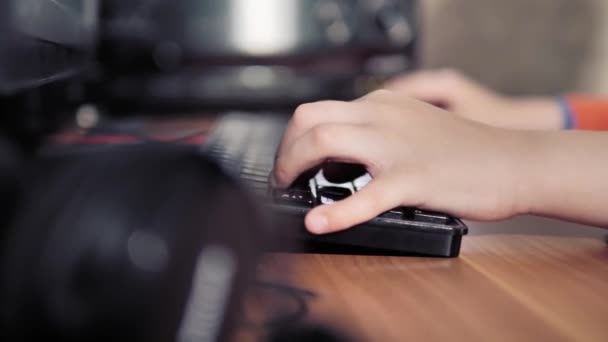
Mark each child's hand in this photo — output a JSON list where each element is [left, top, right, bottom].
[[385, 69, 563, 131], [272, 90, 534, 234]]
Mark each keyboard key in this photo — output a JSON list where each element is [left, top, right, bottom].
[[311, 170, 356, 195], [353, 173, 372, 191], [316, 186, 352, 205], [321, 162, 368, 184], [380, 209, 403, 220], [241, 167, 270, 177], [292, 166, 323, 189], [240, 173, 269, 184], [248, 182, 268, 194], [413, 209, 448, 224], [273, 189, 314, 206]]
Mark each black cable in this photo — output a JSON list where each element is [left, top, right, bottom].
[[240, 280, 317, 330]]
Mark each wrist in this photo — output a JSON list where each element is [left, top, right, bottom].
[[513, 130, 569, 217], [557, 96, 575, 130], [505, 97, 562, 130], [508, 129, 549, 216]]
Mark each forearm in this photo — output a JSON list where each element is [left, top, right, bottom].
[[520, 130, 608, 227]]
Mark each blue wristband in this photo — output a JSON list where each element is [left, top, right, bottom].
[[557, 96, 575, 130]]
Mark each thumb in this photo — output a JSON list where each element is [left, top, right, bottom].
[[304, 175, 407, 234]]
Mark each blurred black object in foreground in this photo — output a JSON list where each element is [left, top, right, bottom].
[[267, 321, 356, 342], [0, 143, 265, 341]]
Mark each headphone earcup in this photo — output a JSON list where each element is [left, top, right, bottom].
[[0, 137, 22, 240], [1, 143, 265, 341]]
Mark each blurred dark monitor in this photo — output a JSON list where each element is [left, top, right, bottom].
[[0, 0, 98, 149], [97, 0, 419, 113], [0, 0, 420, 138], [0, 0, 97, 94]]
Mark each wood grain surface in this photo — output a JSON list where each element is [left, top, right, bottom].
[[254, 218, 608, 342]]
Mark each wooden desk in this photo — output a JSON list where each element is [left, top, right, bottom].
[[257, 217, 608, 342]]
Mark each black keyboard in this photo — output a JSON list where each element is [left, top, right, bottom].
[[204, 113, 468, 257]]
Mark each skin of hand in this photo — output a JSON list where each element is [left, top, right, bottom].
[[272, 90, 533, 234], [272, 90, 608, 234], [384, 69, 564, 131]]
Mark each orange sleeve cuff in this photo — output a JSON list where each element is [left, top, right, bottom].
[[566, 95, 608, 131]]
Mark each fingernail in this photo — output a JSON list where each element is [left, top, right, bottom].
[[307, 214, 329, 234]]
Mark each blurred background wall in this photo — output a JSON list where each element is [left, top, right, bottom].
[[418, 0, 608, 95]]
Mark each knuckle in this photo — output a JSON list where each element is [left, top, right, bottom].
[[292, 103, 315, 126], [366, 89, 394, 101], [309, 125, 334, 148], [372, 88, 394, 96], [293, 101, 334, 119]]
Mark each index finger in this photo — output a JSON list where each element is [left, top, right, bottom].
[[276, 101, 369, 160], [273, 123, 381, 188]]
